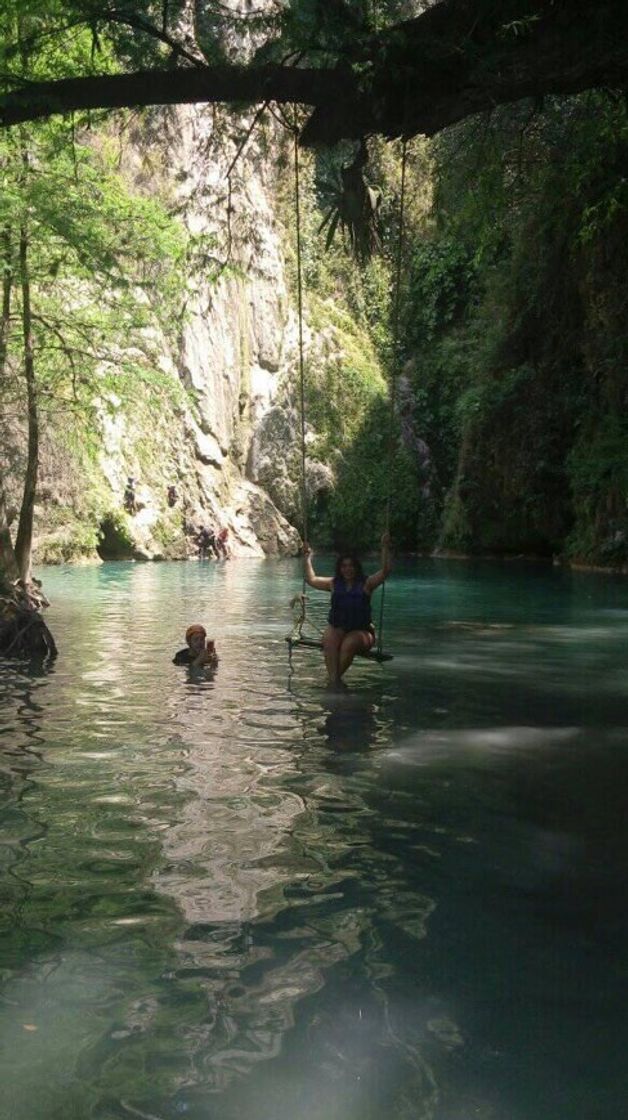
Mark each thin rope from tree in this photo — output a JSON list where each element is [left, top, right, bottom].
[[293, 120, 309, 593], [287, 132, 407, 664], [376, 137, 408, 657], [287, 107, 322, 657], [218, 101, 270, 278]]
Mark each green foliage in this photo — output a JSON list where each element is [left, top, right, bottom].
[[302, 292, 392, 547], [36, 509, 100, 562], [0, 0, 186, 80], [97, 510, 135, 558], [0, 0, 413, 87], [273, 132, 432, 550], [398, 91, 628, 563], [255, 0, 411, 67], [325, 409, 422, 552], [5, 3, 627, 571], [404, 237, 476, 350], [566, 415, 628, 565], [0, 8, 189, 574], [150, 510, 180, 549], [301, 296, 422, 551]]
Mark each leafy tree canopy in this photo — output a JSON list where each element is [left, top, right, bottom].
[[0, 2, 626, 144]]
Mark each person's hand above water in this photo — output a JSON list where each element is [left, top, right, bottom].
[[194, 640, 218, 669]]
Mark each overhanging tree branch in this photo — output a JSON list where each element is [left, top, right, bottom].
[[0, 2, 626, 142], [0, 65, 352, 129]]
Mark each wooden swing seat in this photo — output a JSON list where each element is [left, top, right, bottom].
[[286, 635, 394, 662]]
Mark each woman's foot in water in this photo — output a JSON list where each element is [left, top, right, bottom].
[[326, 677, 348, 691]]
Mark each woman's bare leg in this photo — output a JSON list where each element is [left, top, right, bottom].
[[322, 626, 344, 684], [338, 630, 371, 679]]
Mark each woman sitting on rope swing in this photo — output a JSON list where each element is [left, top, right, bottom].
[[303, 533, 391, 689]]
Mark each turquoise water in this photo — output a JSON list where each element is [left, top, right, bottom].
[[1, 557, 628, 1120]]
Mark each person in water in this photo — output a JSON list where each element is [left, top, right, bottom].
[[173, 624, 218, 668], [303, 533, 391, 687]]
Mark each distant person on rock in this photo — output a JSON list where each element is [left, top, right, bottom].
[[124, 477, 138, 515], [197, 526, 219, 560], [173, 624, 218, 668], [167, 484, 178, 508], [216, 526, 230, 559], [303, 533, 391, 689]]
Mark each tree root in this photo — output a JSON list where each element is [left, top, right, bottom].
[[0, 579, 57, 660]]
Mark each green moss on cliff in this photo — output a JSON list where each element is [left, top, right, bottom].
[[31, 370, 193, 565], [402, 93, 628, 566], [36, 508, 101, 564], [275, 143, 424, 551]]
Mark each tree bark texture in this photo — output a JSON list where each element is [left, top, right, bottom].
[[0, 224, 19, 582], [13, 216, 38, 584]]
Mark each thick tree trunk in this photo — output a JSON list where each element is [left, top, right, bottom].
[[0, 487, 18, 584], [0, 223, 18, 583], [0, 225, 11, 365], [13, 218, 38, 584], [0, 28, 55, 658], [0, 213, 55, 658]]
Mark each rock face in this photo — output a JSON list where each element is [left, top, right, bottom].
[[26, 99, 304, 564], [156, 102, 301, 558]]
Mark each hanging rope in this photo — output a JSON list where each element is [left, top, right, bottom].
[[293, 121, 308, 565], [287, 124, 403, 666], [286, 111, 316, 658], [219, 101, 270, 278], [376, 137, 408, 656]]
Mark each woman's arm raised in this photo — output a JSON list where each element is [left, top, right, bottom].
[[365, 532, 392, 593], [303, 542, 334, 592]]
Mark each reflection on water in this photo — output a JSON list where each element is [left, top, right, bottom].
[[1, 558, 628, 1119]]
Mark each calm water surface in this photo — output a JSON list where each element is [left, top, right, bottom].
[[1, 558, 628, 1120]]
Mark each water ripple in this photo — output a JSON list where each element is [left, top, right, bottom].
[[1, 558, 628, 1119]]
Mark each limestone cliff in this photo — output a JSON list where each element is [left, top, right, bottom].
[[30, 100, 305, 564]]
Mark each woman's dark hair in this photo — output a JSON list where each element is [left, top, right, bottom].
[[334, 553, 365, 582]]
